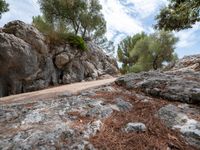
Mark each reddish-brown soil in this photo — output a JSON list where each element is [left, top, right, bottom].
[[89, 87, 198, 150]]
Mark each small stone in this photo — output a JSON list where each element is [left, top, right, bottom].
[[57, 92, 72, 98], [116, 98, 133, 112], [81, 91, 96, 97], [86, 105, 113, 119], [55, 53, 70, 69], [84, 120, 102, 138], [124, 122, 147, 133]]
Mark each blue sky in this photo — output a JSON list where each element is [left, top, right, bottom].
[[0, 0, 199, 58]]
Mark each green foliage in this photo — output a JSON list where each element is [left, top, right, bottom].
[[32, 15, 65, 44], [36, 0, 114, 53], [129, 64, 145, 73], [118, 31, 178, 74], [155, 0, 200, 31], [32, 16, 54, 35], [0, 0, 9, 19], [32, 15, 87, 51], [117, 32, 147, 73], [38, 0, 106, 40], [67, 34, 87, 51]]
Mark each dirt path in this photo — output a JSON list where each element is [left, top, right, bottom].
[[0, 78, 116, 105]]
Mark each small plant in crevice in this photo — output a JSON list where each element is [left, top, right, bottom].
[[66, 34, 87, 51]]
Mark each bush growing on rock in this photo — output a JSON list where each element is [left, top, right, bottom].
[[66, 34, 87, 51], [32, 16, 87, 51], [32, 15, 67, 44]]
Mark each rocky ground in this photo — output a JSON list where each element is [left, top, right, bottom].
[[0, 83, 199, 150], [0, 55, 200, 150]]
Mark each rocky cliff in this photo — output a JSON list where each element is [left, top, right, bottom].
[[0, 21, 118, 97]]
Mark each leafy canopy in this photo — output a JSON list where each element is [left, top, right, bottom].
[[0, 0, 9, 19], [155, 0, 200, 31], [38, 0, 106, 40], [36, 0, 114, 54], [118, 31, 178, 73]]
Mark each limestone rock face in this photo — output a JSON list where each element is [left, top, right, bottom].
[[0, 33, 38, 96], [0, 20, 118, 97], [169, 55, 200, 72], [116, 71, 200, 104], [3, 20, 48, 54]]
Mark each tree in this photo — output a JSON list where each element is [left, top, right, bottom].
[[0, 0, 9, 19], [32, 15, 87, 51], [118, 31, 178, 73], [36, 0, 114, 53], [155, 0, 200, 31], [32, 16, 54, 35], [117, 32, 147, 73], [38, 0, 106, 40]]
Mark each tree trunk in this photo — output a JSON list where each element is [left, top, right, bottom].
[[153, 56, 158, 70]]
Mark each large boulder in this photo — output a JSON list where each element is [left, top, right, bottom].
[[0, 21, 58, 96], [55, 52, 70, 69], [2, 20, 48, 54], [116, 71, 200, 104], [116, 54, 200, 104], [0, 33, 38, 96]]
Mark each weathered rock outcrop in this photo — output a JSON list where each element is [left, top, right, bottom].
[[116, 55, 200, 104], [168, 54, 200, 72], [0, 20, 118, 97], [157, 104, 200, 149]]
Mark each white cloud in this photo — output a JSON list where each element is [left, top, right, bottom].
[[99, 0, 168, 45], [0, 0, 40, 27], [100, 0, 144, 42], [0, 0, 199, 58], [126, 0, 168, 19], [176, 22, 200, 48]]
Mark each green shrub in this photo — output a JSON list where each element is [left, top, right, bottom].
[[32, 16, 87, 51], [129, 64, 144, 73], [66, 34, 87, 51]]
